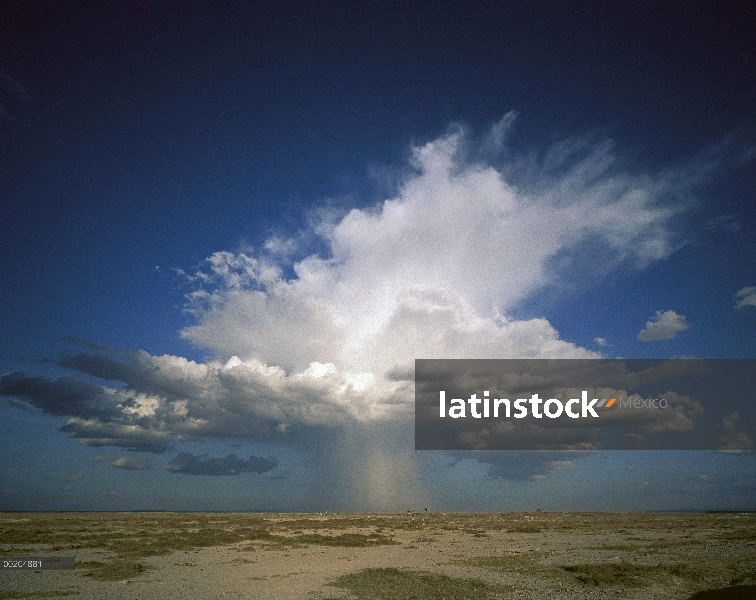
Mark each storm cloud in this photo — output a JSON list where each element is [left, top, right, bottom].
[[0, 118, 735, 509], [166, 452, 278, 476]]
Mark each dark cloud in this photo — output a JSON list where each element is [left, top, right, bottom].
[[452, 451, 586, 481], [166, 453, 278, 476], [1, 347, 352, 454], [57, 352, 138, 384], [60, 419, 172, 454], [56, 350, 204, 401], [385, 364, 414, 381], [0, 372, 122, 420]]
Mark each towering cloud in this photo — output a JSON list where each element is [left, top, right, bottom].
[[0, 117, 728, 502], [183, 116, 700, 376]]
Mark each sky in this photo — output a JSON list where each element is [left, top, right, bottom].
[[1, 0, 755, 512]]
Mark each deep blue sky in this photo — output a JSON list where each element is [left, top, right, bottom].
[[1, 1, 755, 512]]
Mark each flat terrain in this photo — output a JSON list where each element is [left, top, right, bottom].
[[1, 512, 755, 599]]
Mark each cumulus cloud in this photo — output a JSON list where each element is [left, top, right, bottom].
[[1, 349, 400, 452], [0, 117, 731, 505], [637, 310, 690, 341], [165, 452, 277, 476], [734, 287, 756, 309], [0, 372, 127, 421], [182, 119, 698, 379], [60, 415, 173, 453], [110, 456, 151, 470], [713, 412, 756, 452]]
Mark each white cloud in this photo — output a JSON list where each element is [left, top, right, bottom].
[[183, 117, 697, 379], [735, 287, 756, 309], [6, 118, 706, 450], [109, 456, 151, 470], [637, 310, 690, 341], [1, 117, 728, 509], [594, 337, 609, 346]]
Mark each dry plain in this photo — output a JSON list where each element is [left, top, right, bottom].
[[1, 511, 755, 599]]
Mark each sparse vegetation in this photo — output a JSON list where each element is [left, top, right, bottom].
[[562, 561, 662, 587], [80, 559, 154, 581], [327, 567, 510, 599], [282, 533, 399, 548], [0, 590, 79, 599], [507, 525, 542, 533], [1, 510, 754, 595], [456, 553, 541, 573]]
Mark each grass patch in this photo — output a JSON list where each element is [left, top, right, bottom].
[[79, 559, 154, 581], [227, 557, 256, 565], [595, 538, 702, 551], [560, 561, 725, 588], [0, 590, 78, 599], [562, 561, 659, 587], [457, 553, 541, 574], [465, 529, 490, 538], [647, 538, 704, 549], [717, 529, 756, 541], [328, 567, 510, 599], [594, 543, 639, 551], [507, 525, 542, 533], [288, 533, 398, 548]]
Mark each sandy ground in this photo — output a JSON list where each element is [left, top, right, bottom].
[[2, 512, 755, 599]]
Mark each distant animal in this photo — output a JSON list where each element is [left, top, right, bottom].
[[424, 508, 428, 512], [536, 508, 542, 512]]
